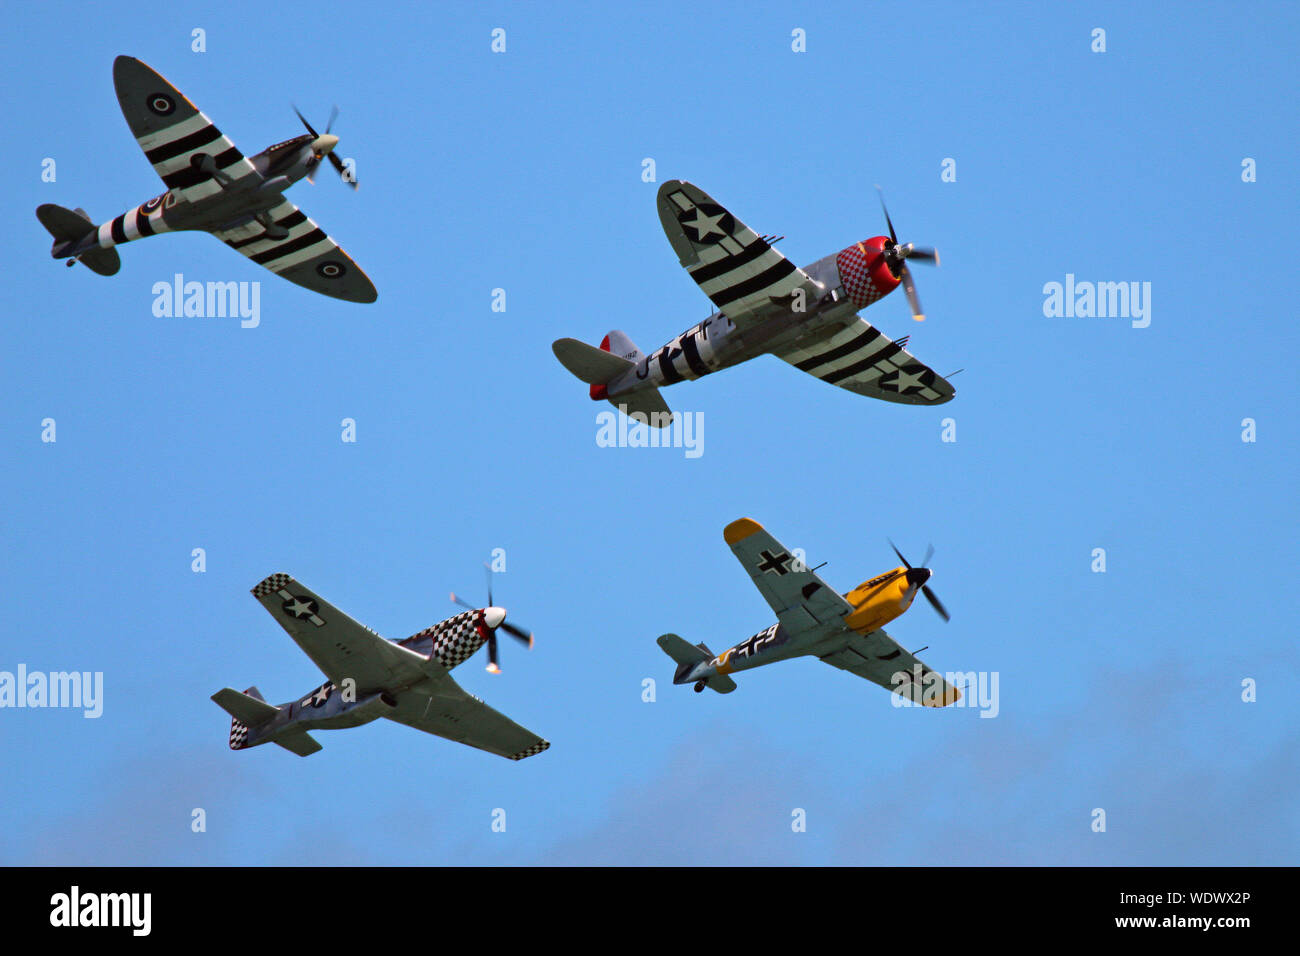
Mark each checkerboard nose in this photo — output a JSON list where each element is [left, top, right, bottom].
[[835, 237, 900, 309]]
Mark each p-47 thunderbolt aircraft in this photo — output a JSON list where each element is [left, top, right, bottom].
[[658, 519, 961, 707], [554, 181, 955, 423], [36, 55, 376, 303], [211, 574, 549, 760]]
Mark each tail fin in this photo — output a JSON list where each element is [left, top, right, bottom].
[[601, 331, 645, 364], [657, 634, 737, 693], [35, 204, 120, 275], [211, 685, 278, 751]]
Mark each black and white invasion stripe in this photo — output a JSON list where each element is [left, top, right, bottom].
[[213, 200, 341, 275], [665, 187, 814, 323], [134, 111, 257, 204], [778, 319, 947, 403], [95, 199, 172, 249]]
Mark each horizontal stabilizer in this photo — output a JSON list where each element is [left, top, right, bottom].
[[610, 387, 673, 427], [552, 337, 634, 385], [658, 633, 709, 668], [705, 673, 737, 694], [211, 687, 279, 727], [36, 203, 96, 244], [274, 730, 323, 757], [35, 204, 121, 275]]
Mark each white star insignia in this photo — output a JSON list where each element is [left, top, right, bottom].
[[892, 368, 924, 392], [685, 209, 725, 240]]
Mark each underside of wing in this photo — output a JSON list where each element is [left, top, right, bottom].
[[249, 573, 438, 692], [212, 199, 378, 303], [724, 518, 853, 635], [113, 55, 259, 204], [774, 315, 955, 405], [657, 180, 823, 329], [820, 628, 961, 706], [386, 678, 550, 761]]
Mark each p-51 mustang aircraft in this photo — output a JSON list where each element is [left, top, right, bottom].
[[211, 574, 549, 760], [554, 180, 955, 423], [36, 55, 376, 303], [658, 519, 961, 706]]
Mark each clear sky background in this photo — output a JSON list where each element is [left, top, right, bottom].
[[1, 1, 1296, 865]]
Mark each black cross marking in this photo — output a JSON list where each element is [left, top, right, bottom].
[[757, 550, 794, 575]]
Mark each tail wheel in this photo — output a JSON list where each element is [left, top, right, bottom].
[[693, 681, 706, 693]]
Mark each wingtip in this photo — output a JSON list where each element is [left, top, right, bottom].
[[251, 572, 292, 598], [724, 517, 764, 545], [922, 686, 962, 707]]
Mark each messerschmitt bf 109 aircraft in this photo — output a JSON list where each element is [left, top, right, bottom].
[[658, 519, 961, 706], [211, 574, 549, 760], [553, 181, 955, 423], [35, 56, 377, 302]]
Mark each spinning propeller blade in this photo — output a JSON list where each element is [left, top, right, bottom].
[[451, 568, 535, 671], [875, 187, 939, 321], [294, 105, 357, 189], [887, 539, 950, 622]]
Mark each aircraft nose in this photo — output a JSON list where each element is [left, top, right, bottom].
[[312, 133, 339, 154], [483, 606, 507, 629]]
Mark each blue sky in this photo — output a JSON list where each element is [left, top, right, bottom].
[[1, 1, 1296, 865]]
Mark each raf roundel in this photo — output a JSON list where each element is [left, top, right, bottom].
[[316, 260, 346, 279], [146, 92, 176, 116]]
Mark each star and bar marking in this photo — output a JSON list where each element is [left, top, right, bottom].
[[278, 590, 326, 628]]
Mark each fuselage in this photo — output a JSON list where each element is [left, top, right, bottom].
[[604, 236, 904, 400], [56, 135, 321, 260], [233, 607, 499, 750], [675, 564, 919, 684]]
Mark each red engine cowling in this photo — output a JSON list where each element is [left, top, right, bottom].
[[835, 237, 901, 309]]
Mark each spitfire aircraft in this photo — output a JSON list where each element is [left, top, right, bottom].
[[36, 56, 376, 302], [658, 519, 961, 706], [554, 180, 955, 422], [211, 574, 549, 760]]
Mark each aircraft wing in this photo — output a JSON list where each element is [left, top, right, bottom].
[[250, 573, 442, 692], [657, 180, 824, 330], [819, 628, 961, 706], [113, 55, 259, 205], [772, 314, 955, 405], [211, 198, 378, 303], [386, 679, 551, 761], [724, 518, 854, 636]]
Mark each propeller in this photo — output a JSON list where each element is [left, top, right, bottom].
[[887, 539, 950, 622], [294, 105, 356, 189], [450, 564, 534, 673], [875, 186, 938, 320]]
